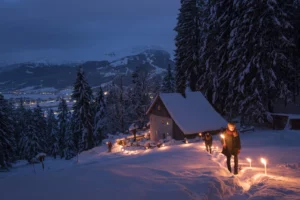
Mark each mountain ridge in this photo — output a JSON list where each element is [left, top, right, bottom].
[[0, 49, 174, 92]]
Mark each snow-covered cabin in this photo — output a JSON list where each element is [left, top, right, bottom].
[[146, 92, 228, 141]]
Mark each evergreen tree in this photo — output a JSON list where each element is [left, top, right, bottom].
[[0, 95, 16, 168], [14, 99, 27, 158], [32, 105, 47, 151], [93, 87, 106, 145], [292, 0, 300, 102], [161, 64, 175, 93], [174, 0, 201, 95], [226, 0, 296, 123], [57, 98, 69, 158], [197, 0, 227, 109], [46, 109, 59, 158], [20, 109, 44, 161], [130, 68, 151, 127], [64, 114, 75, 160], [72, 67, 94, 150], [106, 83, 127, 133], [70, 113, 84, 162]]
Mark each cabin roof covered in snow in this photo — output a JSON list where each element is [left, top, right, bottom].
[[146, 92, 228, 135]]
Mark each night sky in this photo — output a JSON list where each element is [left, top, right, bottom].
[[0, 0, 179, 64]]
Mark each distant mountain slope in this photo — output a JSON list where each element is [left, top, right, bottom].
[[0, 49, 174, 92]]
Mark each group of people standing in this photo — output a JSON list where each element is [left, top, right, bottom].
[[201, 122, 242, 175]]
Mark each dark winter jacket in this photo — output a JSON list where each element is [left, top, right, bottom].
[[222, 129, 241, 156], [203, 134, 213, 146]]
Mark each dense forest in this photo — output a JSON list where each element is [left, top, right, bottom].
[[175, 0, 300, 123]]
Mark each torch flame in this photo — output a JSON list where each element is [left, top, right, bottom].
[[220, 134, 225, 139], [261, 158, 267, 165], [246, 158, 251, 162]]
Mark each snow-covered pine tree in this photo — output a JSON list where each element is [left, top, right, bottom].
[[148, 75, 162, 98], [227, 0, 296, 123], [93, 87, 106, 145], [105, 81, 128, 134], [64, 116, 75, 160], [174, 0, 201, 95], [46, 109, 59, 158], [71, 67, 94, 150], [130, 68, 151, 127], [32, 105, 47, 151], [197, 0, 223, 108], [57, 98, 69, 158], [292, 0, 300, 102], [0, 95, 16, 168], [161, 64, 175, 93], [20, 108, 44, 162], [213, 0, 240, 118], [14, 99, 27, 158], [70, 113, 84, 162]]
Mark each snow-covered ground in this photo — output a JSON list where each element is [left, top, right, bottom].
[[0, 130, 299, 200]]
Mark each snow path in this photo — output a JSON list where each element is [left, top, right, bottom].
[[0, 130, 300, 200], [210, 131, 300, 200]]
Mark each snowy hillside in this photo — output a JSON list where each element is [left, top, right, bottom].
[[103, 45, 170, 61], [1, 130, 299, 200], [0, 48, 173, 93]]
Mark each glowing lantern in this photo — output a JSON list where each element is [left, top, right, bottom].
[[261, 158, 267, 175], [246, 158, 252, 168], [220, 134, 225, 139]]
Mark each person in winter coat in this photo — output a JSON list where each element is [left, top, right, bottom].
[[203, 133, 213, 154], [221, 123, 241, 175], [107, 141, 113, 153]]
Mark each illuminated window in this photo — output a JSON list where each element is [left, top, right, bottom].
[[158, 105, 161, 110], [162, 120, 164, 124], [166, 121, 169, 125]]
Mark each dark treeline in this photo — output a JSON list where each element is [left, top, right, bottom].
[[175, 0, 300, 124], [0, 66, 175, 168]]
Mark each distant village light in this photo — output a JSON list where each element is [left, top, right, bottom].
[[104, 91, 108, 95]]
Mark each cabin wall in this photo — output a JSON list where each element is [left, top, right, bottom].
[[172, 121, 185, 140], [148, 97, 171, 118], [271, 115, 289, 130], [290, 119, 300, 130], [149, 114, 173, 142]]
